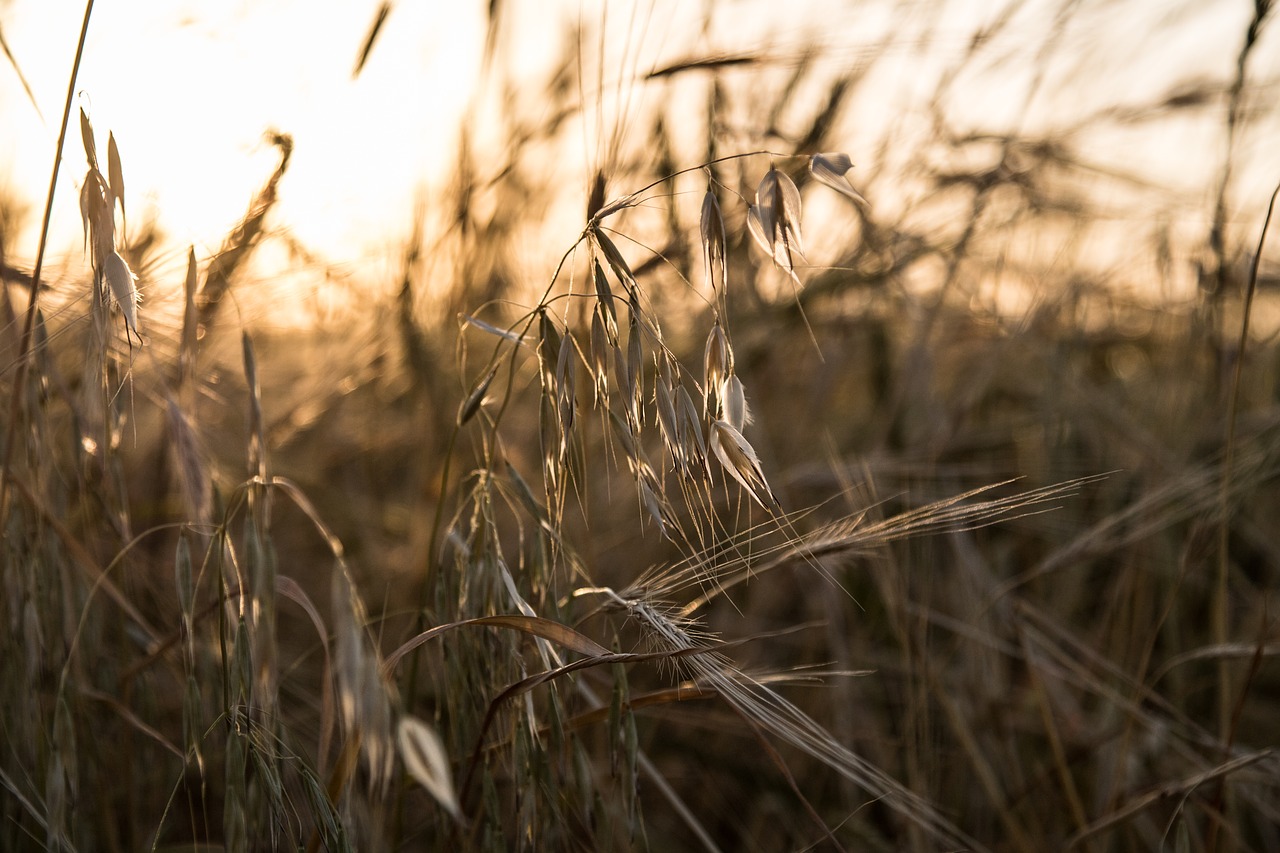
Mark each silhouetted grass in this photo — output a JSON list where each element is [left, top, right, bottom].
[[2, 2, 1279, 851]]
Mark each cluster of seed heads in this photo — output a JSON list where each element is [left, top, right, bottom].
[[78, 108, 140, 345], [465, 152, 866, 541]]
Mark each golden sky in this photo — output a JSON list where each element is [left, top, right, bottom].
[[1, 1, 487, 264], [2, 0, 1276, 316]]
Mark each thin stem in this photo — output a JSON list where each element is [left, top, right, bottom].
[[0, 0, 96, 522], [1209, 179, 1278, 853]]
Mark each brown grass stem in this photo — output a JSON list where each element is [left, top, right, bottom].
[[0, 0, 94, 523], [1209, 179, 1278, 852]]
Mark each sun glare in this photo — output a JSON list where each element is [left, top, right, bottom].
[[1, 1, 486, 269]]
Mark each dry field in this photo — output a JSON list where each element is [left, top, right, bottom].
[[2, 1, 1280, 850]]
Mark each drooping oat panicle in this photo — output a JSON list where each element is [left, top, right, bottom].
[[78, 110, 144, 345], [809, 152, 868, 207]]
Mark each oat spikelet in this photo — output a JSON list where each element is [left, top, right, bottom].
[[699, 185, 727, 297], [748, 166, 804, 280], [703, 322, 732, 419], [809, 152, 869, 207], [723, 374, 751, 431], [103, 250, 141, 342], [589, 306, 610, 406], [710, 419, 777, 510], [398, 716, 463, 823]]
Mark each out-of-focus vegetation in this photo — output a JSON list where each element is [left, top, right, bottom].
[[3, 1, 1280, 850]]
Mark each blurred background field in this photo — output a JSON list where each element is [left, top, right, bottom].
[[3, 1, 1280, 850]]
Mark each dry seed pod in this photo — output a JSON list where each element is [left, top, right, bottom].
[[749, 166, 804, 279], [80, 169, 114, 265], [625, 316, 643, 427], [555, 331, 577, 437], [79, 107, 98, 169], [638, 475, 667, 538], [108, 131, 126, 223], [537, 310, 561, 390], [655, 375, 682, 467], [676, 385, 709, 473], [592, 258, 619, 339], [103, 250, 141, 342], [398, 716, 463, 823], [594, 230, 637, 296], [723, 374, 751, 432], [710, 419, 777, 510], [700, 186, 727, 294], [809, 152, 869, 207], [608, 408, 640, 463], [613, 346, 633, 428], [589, 306, 610, 406], [703, 322, 732, 417], [457, 365, 498, 426]]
